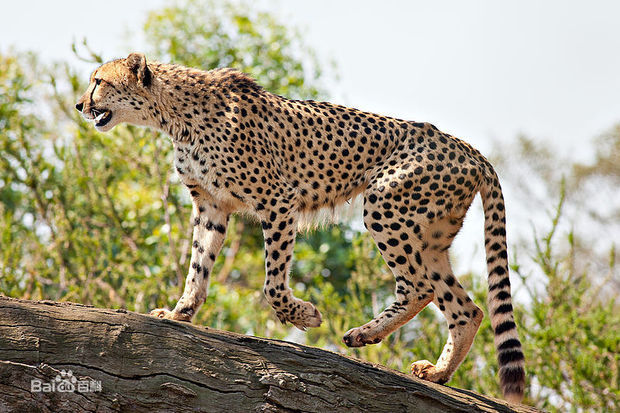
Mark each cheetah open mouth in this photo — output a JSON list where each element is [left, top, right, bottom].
[[91, 108, 112, 127]]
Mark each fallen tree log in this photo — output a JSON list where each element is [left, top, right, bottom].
[[0, 296, 538, 413]]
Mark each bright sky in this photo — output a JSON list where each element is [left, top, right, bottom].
[[1, 0, 619, 278], [2, 0, 619, 160]]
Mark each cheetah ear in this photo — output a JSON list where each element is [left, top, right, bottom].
[[126, 52, 152, 87]]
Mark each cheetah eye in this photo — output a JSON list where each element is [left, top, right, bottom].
[[95, 78, 102, 85]]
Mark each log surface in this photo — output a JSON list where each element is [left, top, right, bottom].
[[0, 296, 539, 412]]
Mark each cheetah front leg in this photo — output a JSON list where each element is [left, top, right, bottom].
[[260, 207, 322, 330], [150, 191, 228, 322]]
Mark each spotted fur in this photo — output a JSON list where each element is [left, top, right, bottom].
[[76, 53, 525, 403]]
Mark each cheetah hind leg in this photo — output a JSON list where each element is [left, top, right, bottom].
[[410, 249, 483, 385], [343, 194, 434, 347], [149, 308, 192, 321]]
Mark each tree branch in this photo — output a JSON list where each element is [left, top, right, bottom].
[[0, 296, 539, 413]]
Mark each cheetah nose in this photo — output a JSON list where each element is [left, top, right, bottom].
[[75, 102, 84, 112]]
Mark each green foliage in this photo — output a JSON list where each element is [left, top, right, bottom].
[[573, 124, 620, 184], [515, 186, 619, 411], [143, 0, 326, 100], [1, 52, 175, 308], [0, 1, 617, 411], [0, 0, 331, 313]]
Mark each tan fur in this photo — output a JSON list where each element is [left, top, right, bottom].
[[76, 53, 525, 403]]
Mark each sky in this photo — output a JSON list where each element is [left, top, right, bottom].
[[2, 0, 619, 159], [1, 0, 619, 277]]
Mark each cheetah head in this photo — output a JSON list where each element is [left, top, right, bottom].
[[75, 52, 152, 132]]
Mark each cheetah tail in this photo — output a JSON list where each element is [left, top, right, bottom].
[[480, 170, 525, 404]]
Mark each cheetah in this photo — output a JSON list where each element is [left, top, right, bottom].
[[76, 52, 525, 403]]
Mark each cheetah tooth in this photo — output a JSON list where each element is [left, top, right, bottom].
[[95, 111, 107, 122]]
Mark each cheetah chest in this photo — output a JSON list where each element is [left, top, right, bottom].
[[173, 142, 212, 188]]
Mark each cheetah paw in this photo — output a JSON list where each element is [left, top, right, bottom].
[[149, 308, 191, 322], [410, 360, 448, 384], [296, 302, 323, 330], [343, 327, 383, 347], [280, 301, 322, 331]]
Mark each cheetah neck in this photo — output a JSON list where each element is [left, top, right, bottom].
[[145, 63, 260, 143]]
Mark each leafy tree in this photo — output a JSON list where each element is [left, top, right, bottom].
[[515, 190, 619, 411], [488, 134, 619, 410], [143, 0, 326, 100], [0, 0, 356, 343], [573, 125, 620, 185], [491, 131, 620, 295]]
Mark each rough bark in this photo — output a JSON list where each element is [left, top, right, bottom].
[[0, 296, 538, 413]]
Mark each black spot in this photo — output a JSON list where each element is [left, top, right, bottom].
[[179, 307, 194, 317], [489, 277, 511, 291], [499, 366, 525, 387], [493, 265, 507, 275], [498, 350, 525, 365], [494, 320, 516, 335], [494, 303, 513, 315], [498, 338, 522, 351], [496, 290, 511, 301]]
